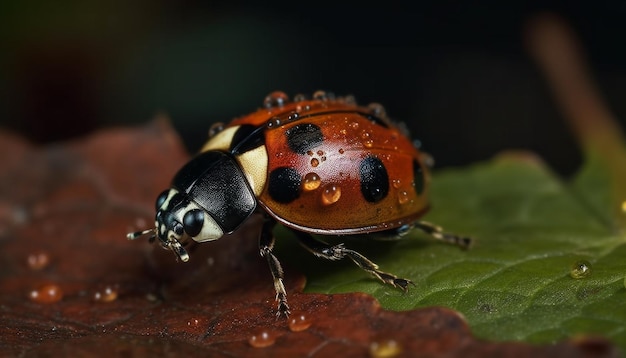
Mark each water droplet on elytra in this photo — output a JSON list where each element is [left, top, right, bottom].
[[29, 284, 63, 303], [313, 90, 327, 100], [303, 173, 321, 191], [343, 94, 356, 105], [293, 93, 307, 102], [397, 190, 410, 205], [288, 313, 312, 332], [310, 158, 319, 167], [266, 117, 281, 128], [263, 91, 289, 108], [208, 122, 225, 138], [369, 338, 402, 357], [570, 260, 592, 279], [27, 251, 50, 270], [249, 330, 276, 348], [368, 102, 387, 118], [321, 184, 341, 205], [361, 131, 374, 147]]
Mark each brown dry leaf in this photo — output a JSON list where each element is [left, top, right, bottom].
[[0, 120, 618, 357]]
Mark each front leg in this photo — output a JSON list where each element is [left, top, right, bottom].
[[259, 217, 290, 318]]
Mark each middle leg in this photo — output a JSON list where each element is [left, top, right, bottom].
[[259, 217, 290, 317]]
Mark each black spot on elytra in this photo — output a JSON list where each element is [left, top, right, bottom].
[[229, 124, 265, 155], [413, 159, 425, 195], [285, 123, 323, 154], [359, 156, 389, 203], [268, 167, 301, 203]]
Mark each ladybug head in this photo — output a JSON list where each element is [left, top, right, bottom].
[[126, 188, 225, 262], [127, 150, 258, 262]]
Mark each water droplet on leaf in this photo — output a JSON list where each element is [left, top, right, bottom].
[[26, 251, 50, 270], [249, 330, 276, 348], [93, 285, 119, 303], [369, 338, 402, 357], [570, 260, 592, 279], [187, 318, 200, 327], [288, 313, 312, 332], [29, 284, 63, 303]]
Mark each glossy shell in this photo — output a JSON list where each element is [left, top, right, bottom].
[[201, 91, 431, 235]]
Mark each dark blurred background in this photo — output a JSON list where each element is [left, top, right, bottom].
[[1, 2, 625, 177]]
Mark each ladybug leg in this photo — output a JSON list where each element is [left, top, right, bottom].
[[259, 217, 291, 318], [413, 221, 472, 249], [291, 229, 413, 291]]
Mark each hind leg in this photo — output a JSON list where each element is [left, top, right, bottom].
[[368, 222, 472, 250], [290, 229, 413, 290], [413, 221, 472, 249]]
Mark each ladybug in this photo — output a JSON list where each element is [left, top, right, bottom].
[[127, 90, 471, 317]]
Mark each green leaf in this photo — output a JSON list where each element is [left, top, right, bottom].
[[277, 151, 626, 350], [274, 15, 626, 351]]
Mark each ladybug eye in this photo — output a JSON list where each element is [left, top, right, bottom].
[[183, 209, 204, 237], [155, 190, 170, 211]]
